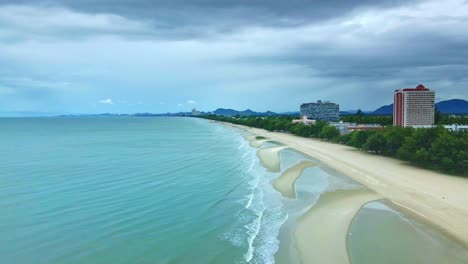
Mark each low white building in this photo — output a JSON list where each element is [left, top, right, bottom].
[[292, 116, 316, 125], [329, 121, 385, 134], [412, 124, 468, 131], [444, 124, 468, 131]]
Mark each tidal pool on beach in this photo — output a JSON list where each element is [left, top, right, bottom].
[[348, 201, 468, 264], [246, 134, 468, 264]]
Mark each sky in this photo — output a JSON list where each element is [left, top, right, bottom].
[[0, 0, 467, 115]]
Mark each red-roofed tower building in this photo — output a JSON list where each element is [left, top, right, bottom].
[[393, 84, 435, 127]]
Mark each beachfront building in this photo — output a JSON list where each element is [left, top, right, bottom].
[[444, 124, 468, 131], [300, 100, 340, 121], [329, 121, 354, 134], [329, 121, 384, 134], [191, 108, 201, 116], [393, 84, 435, 127], [410, 124, 468, 132], [347, 124, 385, 132], [292, 116, 316, 125]]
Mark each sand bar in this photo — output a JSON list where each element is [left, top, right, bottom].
[[257, 146, 287, 172], [273, 160, 316, 198], [295, 189, 381, 264], [236, 125, 468, 247], [250, 139, 271, 148], [243, 134, 257, 141]]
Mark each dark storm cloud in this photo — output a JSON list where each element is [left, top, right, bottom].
[[0, 0, 413, 19], [0, 0, 466, 114], [0, 0, 416, 36]]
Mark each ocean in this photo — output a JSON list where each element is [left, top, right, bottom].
[[0, 117, 285, 263], [1, 117, 467, 264]]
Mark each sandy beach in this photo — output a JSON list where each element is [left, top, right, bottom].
[[273, 160, 316, 198], [249, 139, 271, 148], [295, 189, 381, 264], [236, 124, 468, 249], [257, 146, 287, 172]]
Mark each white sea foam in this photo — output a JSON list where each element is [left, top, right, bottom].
[[245, 193, 254, 209], [246, 159, 256, 174], [239, 139, 249, 150], [245, 207, 265, 262], [225, 133, 289, 264], [249, 170, 288, 264]]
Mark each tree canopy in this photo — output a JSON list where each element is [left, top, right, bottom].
[[201, 114, 467, 176]]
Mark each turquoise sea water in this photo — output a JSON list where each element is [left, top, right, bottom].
[[0, 117, 283, 263], [2, 117, 467, 264]]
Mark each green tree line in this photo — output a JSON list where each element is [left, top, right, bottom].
[[340, 109, 468, 125], [340, 110, 393, 125], [201, 115, 467, 176]]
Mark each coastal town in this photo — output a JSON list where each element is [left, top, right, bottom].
[[2, 0, 468, 263], [199, 84, 467, 134], [202, 84, 467, 177], [292, 84, 467, 133], [200, 84, 468, 263]]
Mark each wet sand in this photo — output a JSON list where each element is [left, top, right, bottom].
[[295, 189, 381, 264], [257, 146, 287, 172], [237, 126, 468, 247], [249, 139, 271, 148], [273, 161, 316, 198]]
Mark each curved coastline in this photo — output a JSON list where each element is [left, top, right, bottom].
[[294, 189, 381, 264], [235, 124, 468, 264], [257, 146, 287, 172], [347, 201, 468, 264], [250, 139, 271, 148], [273, 160, 316, 199], [233, 124, 468, 247], [243, 134, 257, 141]]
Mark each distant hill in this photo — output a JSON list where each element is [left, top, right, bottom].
[[369, 99, 468, 115], [213, 108, 241, 116], [371, 104, 394, 115], [58, 113, 130, 117], [435, 99, 468, 114], [280, 111, 300, 116], [340, 110, 373, 116], [213, 108, 279, 116], [340, 111, 356, 116]]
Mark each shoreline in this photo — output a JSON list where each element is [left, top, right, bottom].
[[273, 160, 316, 199], [256, 146, 287, 172], [231, 123, 468, 248], [295, 189, 381, 264]]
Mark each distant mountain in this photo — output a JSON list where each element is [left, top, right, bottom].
[[134, 112, 169, 117], [280, 111, 300, 116], [240, 109, 256, 116], [435, 99, 468, 114], [369, 99, 468, 115], [57, 113, 130, 117], [212, 108, 279, 116], [340, 111, 355, 116], [265, 111, 279, 116], [0, 111, 64, 117], [213, 108, 241, 116], [340, 110, 373, 116], [371, 104, 394, 115]]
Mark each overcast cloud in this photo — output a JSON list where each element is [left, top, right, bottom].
[[0, 0, 467, 115]]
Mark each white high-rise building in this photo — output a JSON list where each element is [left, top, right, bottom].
[[300, 100, 340, 121], [393, 84, 435, 127]]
